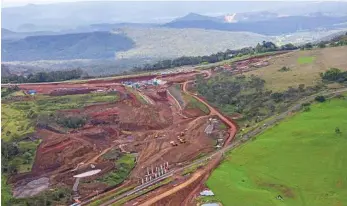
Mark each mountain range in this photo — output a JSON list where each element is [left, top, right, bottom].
[[2, 1, 347, 75], [2, 32, 134, 61]]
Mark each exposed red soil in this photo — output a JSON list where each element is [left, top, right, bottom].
[[10, 80, 223, 200]]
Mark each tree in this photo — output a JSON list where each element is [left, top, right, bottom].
[[304, 43, 313, 49], [271, 92, 284, 103], [298, 84, 305, 92], [318, 42, 326, 48]]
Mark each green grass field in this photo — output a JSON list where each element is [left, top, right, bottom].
[[204, 98, 347, 206], [297, 56, 315, 64]]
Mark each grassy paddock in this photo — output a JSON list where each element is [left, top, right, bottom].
[[246, 46, 347, 91], [205, 98, 347, 206]]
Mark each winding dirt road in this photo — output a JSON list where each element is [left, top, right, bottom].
[[137, 78, 239, 206]]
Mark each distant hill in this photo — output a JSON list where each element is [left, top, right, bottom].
[[2, 32, 135, 61], [172, 13, 223, 23], [1, 28, 59, 40], [164, 15, 347, 35]]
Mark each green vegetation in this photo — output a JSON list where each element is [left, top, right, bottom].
[[297, 56, 315, 64], [2, 175, 12, 205], [2, 93, 119, 142], [278, 66, 291, 72], [195, 72, 322, 124], [1, 86, 20, 98], [320, 68, 347, 83], [55, 114, 87, 129], [1, 104, 36, 142], [204, 98, 347, 206], [182, 162, 206, 176], [314, 95, 326, 102], [97, 154, 136, 186], [183, 93, 209, 114], [2, 69, 85, 83]]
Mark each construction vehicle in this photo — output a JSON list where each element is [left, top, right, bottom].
[[178, 137, 186, 143], [170, 141, 178, 146], [180, 132, 185, 137]]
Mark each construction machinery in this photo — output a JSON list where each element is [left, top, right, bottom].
[[170, 141, 178, 146], [178, 137, 186, 143]]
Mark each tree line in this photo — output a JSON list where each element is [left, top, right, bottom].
[[1, 68, 85, 83]]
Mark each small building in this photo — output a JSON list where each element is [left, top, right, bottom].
[[200, 190, 214, 196], [28, 90, 37, 95]]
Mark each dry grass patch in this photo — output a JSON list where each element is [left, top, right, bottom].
[[246, 46, 347, 91]]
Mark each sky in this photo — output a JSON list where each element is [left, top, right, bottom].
[[3, 0, 345, 8]]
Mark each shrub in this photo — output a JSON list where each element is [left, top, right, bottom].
[[315, 96, 326, 102], [278, 66, 291, 72]]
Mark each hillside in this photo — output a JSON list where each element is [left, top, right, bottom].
[[163, 15, 347, 35], [115, 27, 273, 59], [246, 46, 347, 91], [2, 32, 135, 61], [205, 97, 347, 206]]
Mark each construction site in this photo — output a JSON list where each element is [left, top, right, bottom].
[[4, 68, 233, 205], [3, 50, 295, 205]]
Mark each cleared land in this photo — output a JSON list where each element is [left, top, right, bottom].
[[204, 97, 347, 206], [246, 46, 347, 91]]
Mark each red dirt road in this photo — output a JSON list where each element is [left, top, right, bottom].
[[182, 81, 237, 146], [134, 79, 238, 206]]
